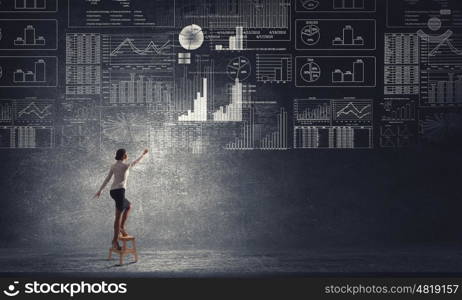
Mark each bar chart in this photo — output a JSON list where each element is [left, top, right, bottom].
[[214, 27, 245, 51], [0, 56, 57, 87], [427, 72, 462, 105], [333, 0, 365, 10], [332, 59, 364, 83], [296, 56, 375, 87], [179, 78, 246, 122], [109, 73, 172, 106], [212, 79, 244, 122], [296, 0, 375, 12], [15, 0, 47, 10], [13, 59, 46, 83], [14, 25, 45, 46], [178, 78, 208, 121], [225, 111, 255, 150], [256, 54, 292, 83], [294, 99, 331, 124], [332, 25, 364, 46], [382, 100, 416, 121], [296, 19, 375, 50], [0, 102, 13, 122], [260, 108, 288, 150], [175, 61, 215, 112]]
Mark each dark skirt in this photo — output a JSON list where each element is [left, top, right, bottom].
[[109, 188, 131, 212]]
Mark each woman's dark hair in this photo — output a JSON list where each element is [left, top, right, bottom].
[[115, 148, 126, 160]]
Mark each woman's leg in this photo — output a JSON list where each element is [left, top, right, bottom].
[[112, 208, 123, 248], [120, 204, 131, 236]]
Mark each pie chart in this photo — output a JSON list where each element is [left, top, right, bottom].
[[227, 56, 251, 81], [300, 61, 321, 82], [300, 24, 320, 46], [179, 24, 204, 50], [301, 0, 320, 10]]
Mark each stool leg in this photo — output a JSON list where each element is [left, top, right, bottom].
[[119, 253, 123, 265], [132, 240, 138, 262], [108, 249, 112, 260]]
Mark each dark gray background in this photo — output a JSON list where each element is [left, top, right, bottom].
[[0, 0, 461, 259]]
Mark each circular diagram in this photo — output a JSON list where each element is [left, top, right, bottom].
[[179, 24, 204, 50], [300, 24, 320, 46], [300, 61, 321, 82], [427, 17, 442, 31], [301, 0, 320, 10], [227, 56, 251, 81]]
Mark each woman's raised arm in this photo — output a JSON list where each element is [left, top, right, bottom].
[[130, 149, 149, 168]]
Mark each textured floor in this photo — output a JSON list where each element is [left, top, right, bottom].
[[1, 247, 462, 276]]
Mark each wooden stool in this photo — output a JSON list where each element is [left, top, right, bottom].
[[108, 235, 138, 265]]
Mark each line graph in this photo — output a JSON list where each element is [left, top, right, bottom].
[[17, 102, 52, 119], [0, 99, 54, 125], [333, 100, 372, 122], [15, 99, 54, 125], [293, 98, 372, 127], [336, 103, 370, 119], [105, 35, 174, 66], [102, 34, 174, 105], [110, 39, 171, 56]]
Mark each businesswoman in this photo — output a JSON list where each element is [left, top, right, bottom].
[[95, 148, 148, 250]]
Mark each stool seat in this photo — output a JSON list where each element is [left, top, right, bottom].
[[108, 235, 138, 265]]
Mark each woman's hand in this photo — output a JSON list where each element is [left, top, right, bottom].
[[130, 149, 149, 167]]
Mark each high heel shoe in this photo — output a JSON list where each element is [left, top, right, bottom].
[[119, 228, 129, 237]]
